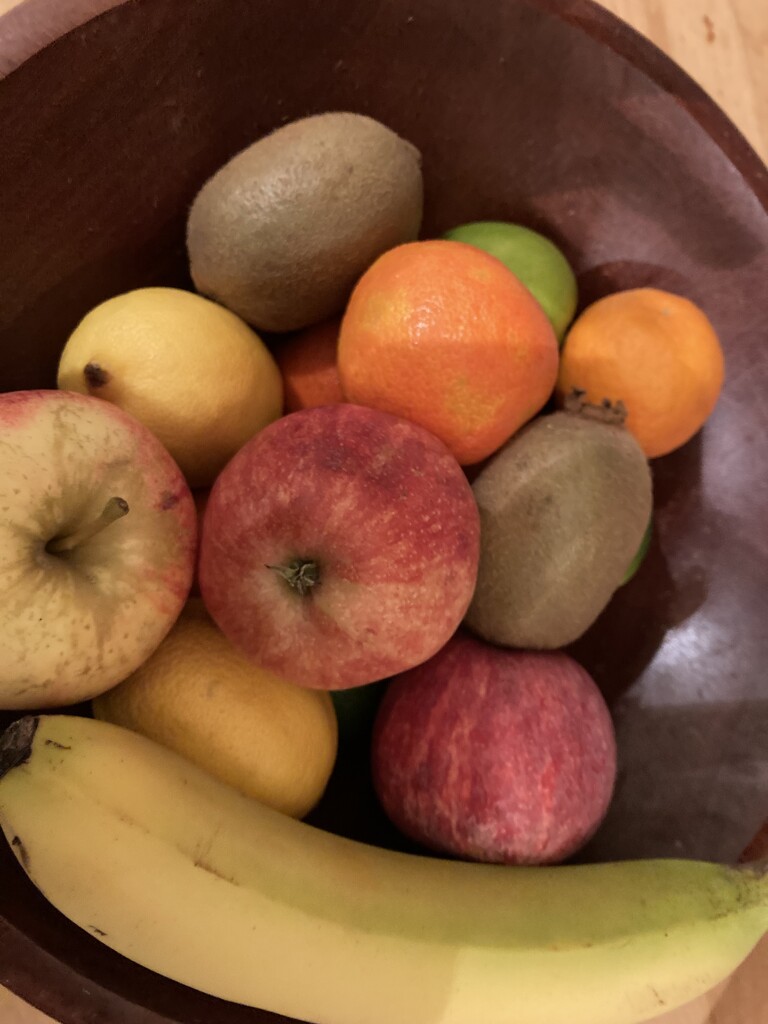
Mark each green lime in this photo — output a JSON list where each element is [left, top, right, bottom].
[[622, 517, 653, 585], [443, 221, 578, 343]]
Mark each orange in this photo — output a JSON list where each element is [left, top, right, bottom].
[[274, 317, 344, 412], [557, 288, 725, 458], [337, 240, 559, 465]]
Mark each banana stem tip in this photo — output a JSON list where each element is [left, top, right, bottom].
[[0, 716, 39, 780]]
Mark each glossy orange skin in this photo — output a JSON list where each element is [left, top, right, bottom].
[[557, 288, 725, 458], [338, 240, 559, 465], [274, 318, 344, 413]]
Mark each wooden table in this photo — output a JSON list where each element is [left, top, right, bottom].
[[0, 1, 766, 1022]]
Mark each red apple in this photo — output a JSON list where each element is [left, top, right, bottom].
[[371, 631, 616, 864], [0, 389, 196, 709], [199, 404, 480, 690]]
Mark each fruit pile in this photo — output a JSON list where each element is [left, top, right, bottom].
[[0, 113, 758, 1024]]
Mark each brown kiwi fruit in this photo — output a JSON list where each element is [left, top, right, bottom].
[[464, 393, 653, 649], [186, 112, 423, 332]]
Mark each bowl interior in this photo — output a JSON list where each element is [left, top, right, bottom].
[[1, 0, 767, 1021]]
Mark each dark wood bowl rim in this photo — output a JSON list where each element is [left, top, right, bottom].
[[0, 0, 766, 1021]]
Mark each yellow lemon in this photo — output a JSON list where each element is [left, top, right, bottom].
[[93, 600, 337, 818], [57, 287, 283, 487]]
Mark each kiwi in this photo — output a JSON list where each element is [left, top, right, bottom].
[[186, 112, 423, 332], [464, 395, 652, 649]]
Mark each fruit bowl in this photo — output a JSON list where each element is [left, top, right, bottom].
[[0, 0, 767, 1021]]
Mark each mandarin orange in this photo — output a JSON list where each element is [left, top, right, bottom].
[[337, 240, 559, 465], [557, 288, 725, 458], [274, 318, 344, 413]]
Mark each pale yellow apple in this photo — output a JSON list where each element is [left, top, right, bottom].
[[0, 390, 196, 709]]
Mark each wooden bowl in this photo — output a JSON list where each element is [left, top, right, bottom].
[[0, 1, 767, 1021]]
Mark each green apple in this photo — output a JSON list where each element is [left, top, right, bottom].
[[443, 221, 578, 343], [0, 389, 197, 710]]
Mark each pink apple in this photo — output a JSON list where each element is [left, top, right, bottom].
[[371, 631, 616, 864], [0, 390, 196, 709], [199, 404, 480, 690]]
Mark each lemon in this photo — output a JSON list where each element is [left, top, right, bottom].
[[93, 600, 338, 818], [57, 287, 283, 487]]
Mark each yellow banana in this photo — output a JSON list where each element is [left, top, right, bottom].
[[1, 714, 766, 1024]]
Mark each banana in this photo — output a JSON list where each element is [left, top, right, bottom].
[[1, 714, 766, 1024]]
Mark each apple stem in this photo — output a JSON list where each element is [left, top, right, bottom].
[[47, 497, 130, 554], [0, 716, 38, 781], [266, 559, 320, 596]]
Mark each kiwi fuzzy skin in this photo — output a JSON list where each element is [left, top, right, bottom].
[[187, 112, 423, 333], [464, 411, 653, 649]]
